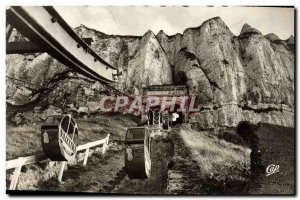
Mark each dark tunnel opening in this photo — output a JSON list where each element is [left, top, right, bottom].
[[174, 71, 188, 85]]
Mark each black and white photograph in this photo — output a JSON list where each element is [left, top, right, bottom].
[[4, 3, 295, 196]]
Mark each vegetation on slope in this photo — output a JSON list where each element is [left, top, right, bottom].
[[6, 114, 138, 160]]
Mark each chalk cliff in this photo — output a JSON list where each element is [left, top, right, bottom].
[[6, 17, 294, 128]]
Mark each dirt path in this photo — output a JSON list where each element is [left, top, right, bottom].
[[166, 129, 204, 194]]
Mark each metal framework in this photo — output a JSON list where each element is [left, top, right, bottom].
[[6, 6, 118, 84], [149, 108, 162, 128]]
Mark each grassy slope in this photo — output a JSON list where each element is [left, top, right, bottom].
[[178, 127, 251, 186], [6, 124, 42, 160], [6, 114, 137, 160]]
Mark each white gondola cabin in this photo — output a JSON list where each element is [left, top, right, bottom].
[[41, 114, 78, 161]]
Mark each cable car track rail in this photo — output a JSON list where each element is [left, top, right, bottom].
[[6, 6, 117, 84], [6, 6, 133, 100]]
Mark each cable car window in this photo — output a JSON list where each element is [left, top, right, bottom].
[[71, 118, 76, 126], [68, 121, 75, 139], [73, 129, 78, 145], [61, 116, 70, 133], [145, 134, 149, 151], [126, 129, 144, 140]]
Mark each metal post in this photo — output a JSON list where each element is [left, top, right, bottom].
[[102, 134, 110, 155], [83, 148, 89, 166], [102, 142, 107, 154], [159, 111, 161, 128], [58, 161, 66, 183]]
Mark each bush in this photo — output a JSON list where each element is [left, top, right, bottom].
[[218, 131, 243, 146]]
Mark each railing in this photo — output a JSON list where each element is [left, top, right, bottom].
[[6, 134, 110, 190]]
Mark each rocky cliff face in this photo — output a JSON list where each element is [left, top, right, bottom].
[[6, 17, 294, 128]]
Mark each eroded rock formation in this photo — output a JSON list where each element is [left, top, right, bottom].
[[6, 17, 294, 128]]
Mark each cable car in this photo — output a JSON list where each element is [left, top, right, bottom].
[[124, 127, 151, 179], [41, 114, 78, 161]]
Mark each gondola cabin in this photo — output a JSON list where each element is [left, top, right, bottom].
[[41, 114, 78, 161], [124, 127, 151, 179]]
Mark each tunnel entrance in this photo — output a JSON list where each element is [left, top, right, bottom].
[[147, 105, 185, 127], [169, 104, 184, 125], [174, 71, 188, 85], [143, 85, 189, 127]]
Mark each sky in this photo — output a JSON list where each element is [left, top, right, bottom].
[[53, 6, 293, 40]]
